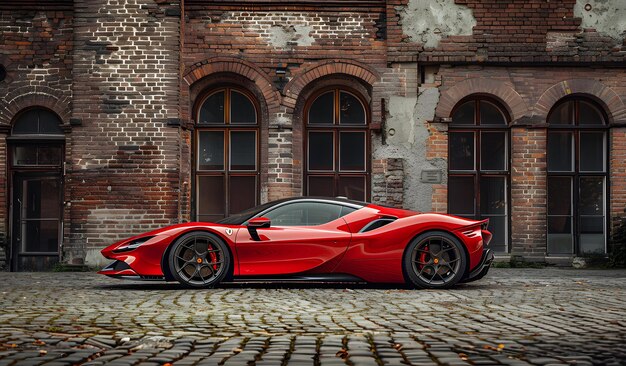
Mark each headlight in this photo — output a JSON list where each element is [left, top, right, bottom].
[[113, 236, 155, 253]]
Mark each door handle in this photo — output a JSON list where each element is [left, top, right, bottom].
[[16, 198, 22, 242]]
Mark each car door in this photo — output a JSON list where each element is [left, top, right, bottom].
[[235, 201, 353, 276]]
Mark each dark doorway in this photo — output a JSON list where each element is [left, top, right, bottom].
[[8, 108, 65, 271], [11, 173, 63, 271]]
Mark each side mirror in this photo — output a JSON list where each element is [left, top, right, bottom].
[[247, 217, 271, 241]]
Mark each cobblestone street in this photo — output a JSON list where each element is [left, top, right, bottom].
[[0, 268, 624, 365]]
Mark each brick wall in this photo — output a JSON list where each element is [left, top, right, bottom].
[[421, 0, 624, 63], [0, 0, 624, 266], [0, 2, 74, 268], [69, 0, 182, 264], [510, 127, 547, 258], [610, 128, 626, 257], [0, 135, 6, 269], [372, 158, 404, 207]]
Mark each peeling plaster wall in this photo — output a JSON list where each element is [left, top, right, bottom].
[[269, 24, 315, 48], [373, 84, 442, 212], [398, 0, 476, 48], [219, 12, 370, 49], [574, 0, 626, 41]]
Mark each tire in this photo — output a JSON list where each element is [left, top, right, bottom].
[[168, 231, 231, 288], [404, 231, 467, 289]]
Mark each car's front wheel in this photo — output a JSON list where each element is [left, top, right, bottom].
[[404, 231, 467, 289], [168, 231, 231, 288]]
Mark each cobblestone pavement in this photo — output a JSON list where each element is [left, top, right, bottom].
[[0, 268, 625, 366]]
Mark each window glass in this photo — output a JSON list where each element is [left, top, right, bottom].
[[24, 179, 60, 219], [341, 206, 357, 217], [13, 109, 63, 135], [37, 110, 64, 134], [264, 202, 343, 226], [547, 132, 573, 172], [448, 176, 475, 216], [547, 217, 573, 254], [230, 90, 256, 124], [339, 132, 366, 171], [230, 131, 256, 171], [38, 146, 63, 165], [548, 101, 574, 125], [578, 101, 604, 125], [449, 132, 475, 171], [229, 176, 256, 214], [548, 177, 572, 216], [308, 176, 335, 197], [308, 91, 334, 124], [12, 145, 62, 166], [338, 176, 366, 201], [451, 101, 474, 125], [580, 132, 605, 172], [308, 132, 334, 171], [197, 176, 225, 222], [198, 131, 224, 170], [480, 132, 506, 171], [13, 146, 37, 165], [339, 92, 366, 125], [23, 220, 58, 253], [480, 101, 506, 125], [579, 177, 604, 215], [199, 91, 225, 124], [12, 110, 39, 134], [480, 177, 506, 215], [579, 217, 605, 254]]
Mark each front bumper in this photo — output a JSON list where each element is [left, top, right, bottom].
[[465, 248, 494, 281], [98, 260, 164, 280]]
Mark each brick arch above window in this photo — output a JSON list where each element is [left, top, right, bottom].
[[436, 78, 527, 123], [282, 59, 380, 111], [0, 88, 71, 129], [183, 57, 281, 115], [536, 79, 626, 125]]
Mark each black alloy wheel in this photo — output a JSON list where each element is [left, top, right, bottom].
[[168, 231, 230, 288], [404, 231, 467, 289]]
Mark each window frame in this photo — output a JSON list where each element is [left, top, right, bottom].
[[194, 86, 261, 221], [448, 97, 511, 253], [546, 98, 609, 256], [304, 86, 371, 201]]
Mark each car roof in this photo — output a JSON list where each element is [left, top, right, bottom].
[[270, 196, 367, 208]]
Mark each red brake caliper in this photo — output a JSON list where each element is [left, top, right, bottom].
[[419, 245, 429, 271], [209, 244, 218, 271]]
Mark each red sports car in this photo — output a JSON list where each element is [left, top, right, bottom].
[[99, 197, 494, 289]]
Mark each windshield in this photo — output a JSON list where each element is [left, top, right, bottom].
[[215, 197, 366, 225], [215, 199, 288, 225]]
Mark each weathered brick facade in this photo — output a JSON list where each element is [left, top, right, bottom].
[[1, 0, 624, 269]]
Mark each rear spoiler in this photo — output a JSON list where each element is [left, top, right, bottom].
[[457, 218, 489, 232]]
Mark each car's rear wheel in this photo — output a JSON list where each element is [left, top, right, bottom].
[[404, 231, 466, 289], [168, 231, 230, 288]]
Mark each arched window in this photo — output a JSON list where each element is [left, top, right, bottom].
[[195, 87, 259, 222], [11, 108, 64, 166], [448, 98, 510, 253], [547, 98, 608, 255], [304, 87, 369, 201]]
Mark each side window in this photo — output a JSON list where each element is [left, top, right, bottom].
[[263, 202, 344, 226]]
